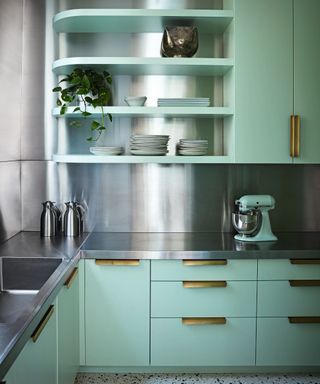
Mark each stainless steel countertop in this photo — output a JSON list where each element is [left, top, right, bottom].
[[1, 230, 320, 379], [0, 232, 88, 380], [82, 232, 320, 259]]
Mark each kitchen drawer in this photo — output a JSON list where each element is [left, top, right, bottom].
[[151, 259, 257, 281], [258, 259, 320, 280], [151, 317, 256, 366], [151, 281, 256, 317], [257, 317, 320, 366], [258, 281, 320, 317]]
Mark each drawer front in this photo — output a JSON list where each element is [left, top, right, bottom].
[[258, 259, 320, 280], [151, 281, 256, 317], [258, 281, 320, 316], [151, 317, 256, 366], [257, 318, 320, 366], [151, 260, 257, 281]]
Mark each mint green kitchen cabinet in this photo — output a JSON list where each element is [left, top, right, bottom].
[[256, 259, 320, 366], [235, 0, 320, 163], [85, 259, 150, 366], [4, 303, 57, 384], [152, 317, 256, 366], [57, 265, 80, 384], [151, 259, 256, 366]]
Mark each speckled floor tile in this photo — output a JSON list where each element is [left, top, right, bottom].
[[75, 373, 320, 384]]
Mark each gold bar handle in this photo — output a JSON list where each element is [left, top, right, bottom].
[[182, 317, 226, 325], [182, 259, 227, 266], [290, 259, 320, 265], [95, 259, 140, 266], [290, 114, 296, 157], [289, 280, 320, 287], [183, 281, 227, 288], [31, 305, 54, 343], [290, 115, 301, 157], [64, 267, 78, 289], [289, 316, 320, 324]]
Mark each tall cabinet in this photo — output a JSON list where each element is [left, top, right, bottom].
[[234, 0, 320, 164]]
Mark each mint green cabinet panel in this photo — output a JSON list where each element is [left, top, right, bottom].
[[294, 0, 320, 163], [151, 318, 256, 366], [85, 260, 150, 366], [10, 303, 57, 384], [258, 259, 320, 280], [151, 260, 257, 281], [258, 281, 320, 317], [257, 318, 320, 366], [151, 281, 256, 317], [58, 266, 79, 384], [234, 0, 293, 163]]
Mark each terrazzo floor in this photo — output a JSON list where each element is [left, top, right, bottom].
[[75, 373, 320, 384]]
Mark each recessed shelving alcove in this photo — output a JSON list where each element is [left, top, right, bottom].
[[49, 1, 235, 164]]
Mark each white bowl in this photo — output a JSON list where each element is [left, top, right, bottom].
[[124, 96, 147, 106]]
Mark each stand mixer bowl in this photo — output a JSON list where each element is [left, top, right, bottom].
[[232, 210, 261, 236]]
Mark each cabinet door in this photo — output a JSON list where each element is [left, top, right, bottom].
[[58, 266, 80, 384], [85, 259, 150, 366], [234, 0, 293, 163], [6, 303, 57, 384], [293, 0, 320, 163]]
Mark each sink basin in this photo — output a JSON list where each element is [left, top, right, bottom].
[[0, 257, 63, 323]]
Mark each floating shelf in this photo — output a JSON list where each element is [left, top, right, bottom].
[[53, 9, 233, 34], [52, 57, 233, 76], [52, 106, 234, 118], [53, 154, 232, 164]]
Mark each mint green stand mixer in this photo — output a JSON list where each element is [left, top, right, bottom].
[[232, 195, 277, 242]]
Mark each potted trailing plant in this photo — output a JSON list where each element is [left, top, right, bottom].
[[53, 68, 112, 142]]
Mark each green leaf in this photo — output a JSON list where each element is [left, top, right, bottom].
[[107, 113, 112, 122], [81, 111, 92, 117], [91, 120, 100, 129], [73, 107, 81, 112], [52, 86, 62, 92], [60, 104, 67, 115], [85, 96, 93, 104], [86, 136, 93, 142], [56, 98, 62, 106]]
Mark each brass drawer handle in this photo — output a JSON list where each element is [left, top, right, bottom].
[[95, 259, 140, 266], [182, 317, 226, 325], [289, 280, 320, 287], [64, 267, 78, 289], [183, 281, 227, 288], [290, 259, 320, 265], [289, 316, 320, 324], [182, 259, 227, 266], [31, 305, 54, 343]]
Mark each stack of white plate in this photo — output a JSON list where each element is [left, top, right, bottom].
[[130, 135, 169, 156], [157, 98, 210, 107], [177, 140, 208, 156], [90, 146, 123, 156]]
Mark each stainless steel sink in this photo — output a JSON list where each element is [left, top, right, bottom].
[[0, 257, 63, 323]]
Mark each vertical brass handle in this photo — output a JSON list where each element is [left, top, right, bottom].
[[290, 114, 300, 157], [183, 281, 227, 288], [182, 259, 227, 266], [95, 259, 140, 266], [31, 305, 54, 343], [289, 316, 320, 324], [182, 317, 226, 325], [290, 259, 320, 265], [64, 267, 78, 289]]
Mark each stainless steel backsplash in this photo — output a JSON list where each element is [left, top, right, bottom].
[[21, 162, 320, 233]]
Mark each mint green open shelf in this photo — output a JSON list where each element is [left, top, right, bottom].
[[53, 155, 233, 164], [52, 106, 234, 118], [53, 57, 233, 76], [53, 9, 233, 34]]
